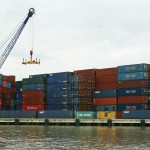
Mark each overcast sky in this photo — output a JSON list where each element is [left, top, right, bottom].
[[0, 0, 150, 80]]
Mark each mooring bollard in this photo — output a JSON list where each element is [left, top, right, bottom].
[[15, 119, 19, 125], [107, 119, 112, 127], [45, 119, 49, 125], [75, 118, 80, 126], [141, 119, 145, 127]]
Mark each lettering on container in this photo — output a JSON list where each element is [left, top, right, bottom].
[[125, 90, 136, 94], [126, 106, 136, 110], [78, 114, 92, 117]]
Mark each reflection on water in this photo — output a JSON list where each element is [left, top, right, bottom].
[[0, 125, 149, 149]]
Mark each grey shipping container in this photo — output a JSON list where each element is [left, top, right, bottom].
[[0, 111, 36, 118], [122, 110, 150, 119], [38, 110, 74, 118]]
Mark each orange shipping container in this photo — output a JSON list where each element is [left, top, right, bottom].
[[118, 80, 148, 88], [74, 69, 95, 75], [118, 96, 148, 104], [22, 90, 45, 98], [22, 97, 45, 105], [93, 97, 117, 105], [96, 67, 118, 76], [96, 75, 117, 83], [96, 82, 118, 90]]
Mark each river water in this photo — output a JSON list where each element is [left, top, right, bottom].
[[0, 125, 149, 150]]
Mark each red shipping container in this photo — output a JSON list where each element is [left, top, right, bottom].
[[77, 75, 95, 83], [2, 75, 7, 81], [22, 104, 45, 111], [0, 87, 16, 94], [96, 82, 118, 90], [22, 97, 45, 105], [2, 100, 11, 105], [96, 75, 118, 83], [93, 97, 117, 105], [96, 67, 118, 76], [78, 98, 93, 105], [2, 93, 16, 100], [118, 96, 148, 104], [148, 71, 150, 79], [78, 90, 93, 97], [116, 111, 122, 119], [7, 76, 15, 82], [78, 83, 95, 90], [86, 75, 96, 83], [78, 104, 93, 111], [118, 80, 148, 88], [0, 99, 2, 105], [22, 90, 45, 98], [74, 69, 95, 75]]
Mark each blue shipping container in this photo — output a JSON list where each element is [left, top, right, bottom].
[[0, 111, 36, 118], [38, 110, 74, 118], [122, 110, 150, 119], [46, 83, 78, 91], [118, 104, 148, 111], [118, 72, 148, 81], [22, 84, 45, 91], [46, 98, 74, 105], [93, 90, 117, 98], [48, 72, 72, 78], [46, 90, 79, 98], [29, 74, 48, 78], [118, 63, 149, 73], [93, 105, 117, 111], [118, 88, 149, 96], [16, 93, 22, 100], [0, 74, 2, 80], [46, 104, 78, 111], [0, 80, 2, 86]]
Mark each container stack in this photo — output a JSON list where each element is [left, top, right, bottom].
[[74, 69, 95, 111], [15, 81, 22, 110], [22, 74, 47, 111], [0, 75, 16, 110], [93, 90, 117, 119], [93, 68, 118, 119], [117, 63, 149, 119], [46, 72, 78, 112]]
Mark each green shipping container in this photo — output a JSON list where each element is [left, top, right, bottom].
[[16, 81, 22, 87], [22, 77, 46, 85], [76, 111, 96, 119]]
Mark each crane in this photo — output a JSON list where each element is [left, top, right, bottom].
[[0, 8, 40, 68]]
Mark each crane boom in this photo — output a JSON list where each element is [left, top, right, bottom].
[[0, 8, 35, 69]]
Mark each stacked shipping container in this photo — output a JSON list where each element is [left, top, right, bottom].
[[46, 72, 78, 112], [117, 63, 149, 118], [0, 75, 16, 110], [15, 81, 22, 110], [74, 69, 95, 111], [22, 74, 47, 111], [93, 68, 118, 119]]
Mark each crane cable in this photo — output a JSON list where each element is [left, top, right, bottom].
[[30, 15, 35, 51], [0, 15, 27, 50]]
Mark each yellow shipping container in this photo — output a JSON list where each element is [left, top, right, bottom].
[[97, 111, 116, 119]]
